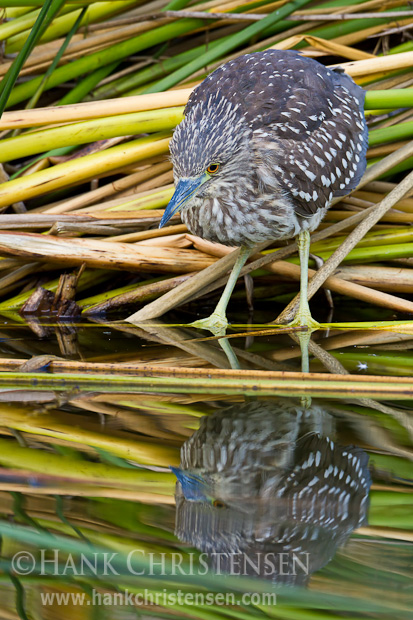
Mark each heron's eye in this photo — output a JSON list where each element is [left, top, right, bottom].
[[212, 499, 226, 508], [206, 163, 220, 174]]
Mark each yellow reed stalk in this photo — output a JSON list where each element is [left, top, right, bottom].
[[356, 526, 413, 543], [0, 107, 183, 163], [0, 50, 409, 139], [0, 134, 171, 208], [337, 51, 413, 78], [71, 184, 173, 214], [272, 44, 413, 78], [109, 223, 188, 243], [0, 89, 194, 130], [0, 405, 178, 468], [45, 160, 172, 214], [106, 186, 174, 212], [354, 190, 413, 213], [113, 168, 174, 199]]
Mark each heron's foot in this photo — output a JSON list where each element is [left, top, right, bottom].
[[288, 308, 320, 332], [190, 312, 228, 336]]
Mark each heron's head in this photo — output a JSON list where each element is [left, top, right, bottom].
[[159, 94, 250, 228]]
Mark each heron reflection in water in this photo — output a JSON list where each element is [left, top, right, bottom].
[[172, 400, 371, 585]]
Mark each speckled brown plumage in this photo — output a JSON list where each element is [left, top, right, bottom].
[[169, 50, 368, 247]]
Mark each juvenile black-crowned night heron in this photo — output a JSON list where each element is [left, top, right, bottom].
[[172, 400, 371, 584], [160, 50, 368, 334]]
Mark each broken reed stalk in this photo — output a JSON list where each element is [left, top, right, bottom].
[[276, 167, 413, 323], [127, 142, 413, 322]]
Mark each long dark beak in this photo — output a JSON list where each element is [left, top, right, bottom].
[[159, 175, 206, 228]]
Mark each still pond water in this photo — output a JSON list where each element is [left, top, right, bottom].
[[0, 314, 411, 620]]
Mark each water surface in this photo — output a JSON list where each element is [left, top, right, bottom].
[[0, 317, 411, 619]]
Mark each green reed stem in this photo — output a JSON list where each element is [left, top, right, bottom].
[[0, 0, 66, 117]]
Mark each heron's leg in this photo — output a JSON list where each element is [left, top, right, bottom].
[[289, 230, 320, 330], [190, 245, 252, 336]]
